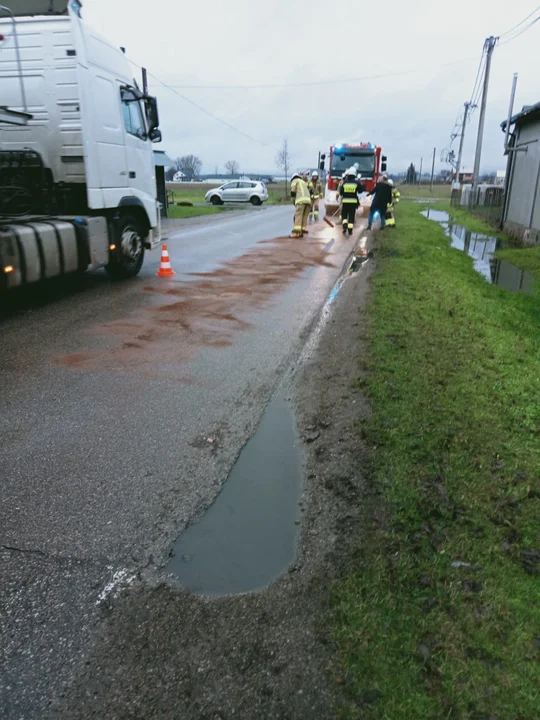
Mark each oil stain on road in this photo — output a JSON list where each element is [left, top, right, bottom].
[[55, 231, 336, 379]]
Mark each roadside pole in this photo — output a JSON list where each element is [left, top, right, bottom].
[[456, 102, 472, 182], [472, 36, 498, 193], [430, 147, 436, 191]]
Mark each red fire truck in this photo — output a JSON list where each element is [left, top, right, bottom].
[[320, 142, 387, 216]]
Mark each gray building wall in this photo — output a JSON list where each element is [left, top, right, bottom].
[[505, 117, 540, 242]]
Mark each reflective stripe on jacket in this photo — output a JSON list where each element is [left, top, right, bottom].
[[308, 180, 323, 199], [291, 177, 312, 205], [340, 180, 360, 204]]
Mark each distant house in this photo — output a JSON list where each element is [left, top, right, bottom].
[[173, 171, 186, 182], [501, 101, 540, 243]]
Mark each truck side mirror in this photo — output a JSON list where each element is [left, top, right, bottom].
[[381, 162, 387, 172], [145, 96, 160, 132], [319, 153, 326, 171], [382, 155, 387, 162], [149, 128, 162, 143]]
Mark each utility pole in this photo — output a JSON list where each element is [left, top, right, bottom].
[[455, 101, 472, 184], [430, 147, 436, 191], [472, 36, 498, 191], [419, 157, 423, 185]]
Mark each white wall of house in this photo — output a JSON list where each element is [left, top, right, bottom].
[[506, 118, 540, 233]]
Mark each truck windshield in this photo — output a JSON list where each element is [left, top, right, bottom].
[[8, 1, 73, 15], [331, 152, 375, 178]]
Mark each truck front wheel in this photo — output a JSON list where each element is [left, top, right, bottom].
[[106, 214, 146, 279]]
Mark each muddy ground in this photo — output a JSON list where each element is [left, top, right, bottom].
[[53, 239, 375, 719]]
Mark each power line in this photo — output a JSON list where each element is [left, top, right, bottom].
[[126, 56, 277, 152], [469, 45, 486, 107], [446, 6, 539, 174], [499, 15, 540, 45], [129, 6, 538, 158], [471, 56, 486, 108], [446, 38, 486, 161], [147, 70, 276, 150], [450, 109, 462, 143], [456, 6, 540, 144], [499, 5, 540, 38], [137, 55, 476, 155], [163, 56, 479, 90]]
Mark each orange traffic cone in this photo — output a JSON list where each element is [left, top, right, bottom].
[[156, 244, 175, 278]]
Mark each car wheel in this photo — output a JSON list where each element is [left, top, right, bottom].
[[106, 213, 146, 280], [210, 195, 223, 206], [250, 196, 262, 206]]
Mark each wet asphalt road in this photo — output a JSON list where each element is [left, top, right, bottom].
[[0, 205, 362, 718]]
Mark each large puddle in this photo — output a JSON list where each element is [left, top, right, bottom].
[[421, 210, 535, 295], [167, 392, 302, 595]]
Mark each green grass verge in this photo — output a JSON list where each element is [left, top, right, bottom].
[[334, 201, 540, 719], [167, 184, 217, 204], [495, 248, 540, 279], [167, 205, 226, 219], [397, 184, 451, 200], [166, 182, 290, 206], [266, 183, 290, 205]]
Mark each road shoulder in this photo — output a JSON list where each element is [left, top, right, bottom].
[[54, 236, 375, 719]]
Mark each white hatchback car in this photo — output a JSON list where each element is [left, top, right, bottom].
[[205, 181, 268, 206]]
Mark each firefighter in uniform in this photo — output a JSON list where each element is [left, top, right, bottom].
[[337, 171, 346, 196], [290, 172, 312, 237], [339, 168, 363, 235], [393, 184, 401, 209], [334, 172, 346, 217], [385, 179, 401, 228], [308, 171, 323, 220]]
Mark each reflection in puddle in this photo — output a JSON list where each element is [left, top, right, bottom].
[[167, 392, 302, 596], [421, 210, 535, 295], [421, 209, 451, 224]]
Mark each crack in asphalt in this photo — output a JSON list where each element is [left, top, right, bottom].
[[2, 544, 47, 556], [1, 544, 115, 570]]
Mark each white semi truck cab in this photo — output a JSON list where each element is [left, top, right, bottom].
[[0, 0, 163, 291]]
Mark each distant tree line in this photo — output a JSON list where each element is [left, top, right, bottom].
[[165, 156, 241, 181]]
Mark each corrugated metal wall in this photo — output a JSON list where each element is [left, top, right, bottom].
[[506, 119, 540, 232]]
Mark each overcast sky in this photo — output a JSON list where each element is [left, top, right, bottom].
[[83, 0, 539, 175]]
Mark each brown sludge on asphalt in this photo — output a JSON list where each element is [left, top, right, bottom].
[[55, 233, 335, 377], [55, 235, 376, 720]]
